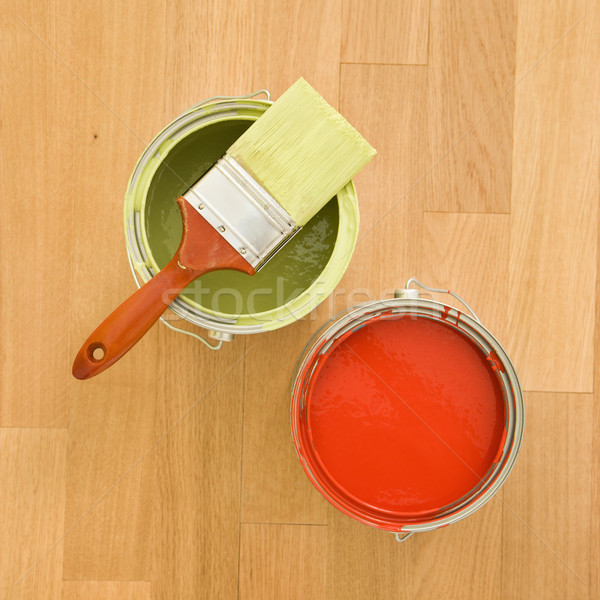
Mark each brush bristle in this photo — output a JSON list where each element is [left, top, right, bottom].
[[227, 78, 376, 226]]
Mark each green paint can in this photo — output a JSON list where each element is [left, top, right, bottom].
[[124, 91, 359, 343]]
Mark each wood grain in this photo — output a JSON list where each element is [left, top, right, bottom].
[[1, 0, 599, 598], [0, 0, 71, 427], [502, 392, 593, 600], [421, 213, 510, 340], [251, 0, 342, 106], [424, 0, 516, 213], [339, 64, 428, 297], [62, 581, 151, 600], [341, 0, 429, 65], [52, 0, 168, 143], [241, 323, 330, 525], [164, 0, 254, 115], [0, 429, 67, 600], [62, 370, 156, 580], [152, 331, 246, 600], [326, 508, 414, 600], [408, 504, 502, 600], [58, 0, 166, 581], [327, 495, 502, 600], [239, 523, 327, 600], [507, 1, 599, 393], [593, 189, 600, 600]]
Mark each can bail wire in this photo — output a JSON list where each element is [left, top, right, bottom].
[[405, 278, 481, 323]]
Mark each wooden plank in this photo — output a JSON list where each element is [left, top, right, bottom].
[[52, 1, 169, 143], [0, 428, 67, 600], [62, 372, 156, 580], [507, 1, 599, 392], [241, 324, 330, 525], [56, 0, 167, 582], [239, 524, 327, 600], [341, 0, 429, 65], [339, 64, 427, 298], [151, 332, 246, 600], [251, 0, 342, 105], [0, 0, 70, 427], [63, 214, 157, 579], [164, 0, 254, 115], [424, 0, 516, 213], [502, 392, 592, 600], [421, 213, 510, 341], [593, 196, 600, 600], [62, 581, 151, 600]]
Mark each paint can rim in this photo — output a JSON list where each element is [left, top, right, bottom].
[[290, 297, 524, 533]]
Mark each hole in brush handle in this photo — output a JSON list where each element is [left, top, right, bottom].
[[87, 343, 107, 363]]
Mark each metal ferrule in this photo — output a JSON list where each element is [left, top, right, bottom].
[[183, 155, 299, 269]]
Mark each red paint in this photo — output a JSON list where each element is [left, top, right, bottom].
[[303, 315, 506, 521], [441, 305, 461, 323], [487, 349, 506, 373]]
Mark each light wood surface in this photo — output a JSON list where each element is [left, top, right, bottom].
[[61, 581, 151, 600], [239, 524, 327, 599], [1, 1, 597, 599], [507, 0, 599, 393], [341, 0, 430, 65], [424, 0, 516, 214], [502, 392, 593, 600]]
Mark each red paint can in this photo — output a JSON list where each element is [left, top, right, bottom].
[[291, 281, 524, 541]]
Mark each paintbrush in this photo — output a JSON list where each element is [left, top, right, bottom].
[[72, 78, 376, 379]]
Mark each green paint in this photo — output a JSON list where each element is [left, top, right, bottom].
[[144, 119, 339, 316]]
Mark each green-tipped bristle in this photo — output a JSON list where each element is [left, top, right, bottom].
[[227, 78, 376, 226]]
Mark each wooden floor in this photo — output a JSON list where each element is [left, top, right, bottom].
[[1, 1, 598, 598]]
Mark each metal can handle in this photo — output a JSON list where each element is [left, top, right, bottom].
[[404, 278, 481, 323], [186, 89, 271, 113], [394, 531, 414, 543]]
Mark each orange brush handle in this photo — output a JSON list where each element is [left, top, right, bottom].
[[72, 197, 255, 380], [72, 255, 202, 380]]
